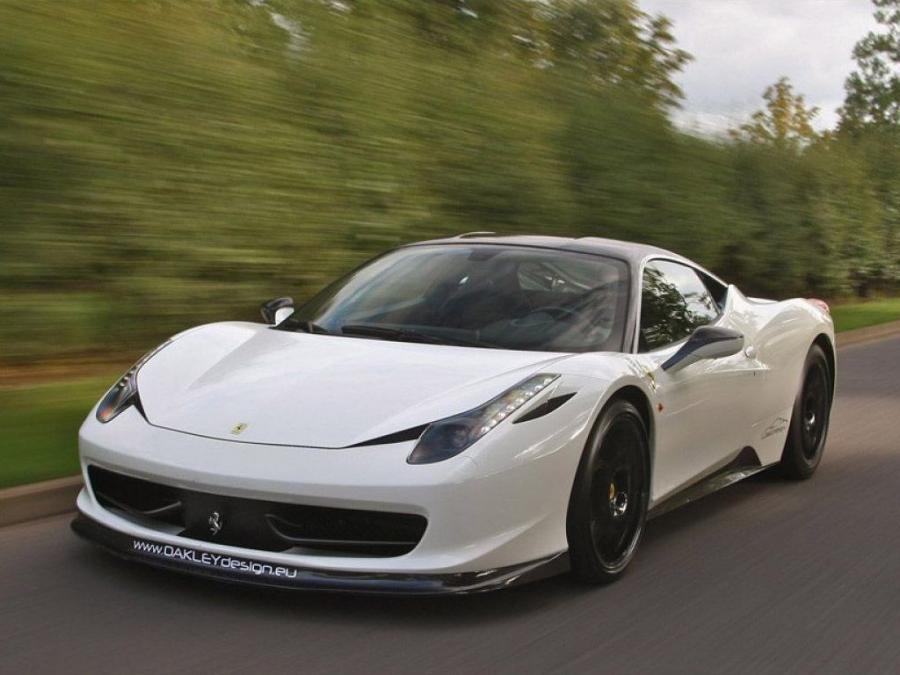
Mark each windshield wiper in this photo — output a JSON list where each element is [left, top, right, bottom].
[[279, 318, 332, 335], [340, 324, 446, 344], [339, 324, 493, 348]]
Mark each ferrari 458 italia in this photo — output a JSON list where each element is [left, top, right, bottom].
[[73, 235, 835, 593]]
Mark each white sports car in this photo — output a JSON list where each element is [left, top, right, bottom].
[[73, 235, 835, 593]]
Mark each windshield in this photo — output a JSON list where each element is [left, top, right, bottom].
[[280, 244, 631, 353]]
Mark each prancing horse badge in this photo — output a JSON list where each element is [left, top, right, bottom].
[[230, 422, 248, 435]]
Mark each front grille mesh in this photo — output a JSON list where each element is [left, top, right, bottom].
[[88, 466, 426, 557]]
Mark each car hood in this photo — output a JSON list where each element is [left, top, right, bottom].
[[136, 322, 573, 448]]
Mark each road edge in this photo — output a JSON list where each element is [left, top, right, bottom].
[[0, 475, 82, 528], [3, 318, 900, 529]]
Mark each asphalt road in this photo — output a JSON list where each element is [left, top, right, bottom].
[[2, 336, 899, 675]]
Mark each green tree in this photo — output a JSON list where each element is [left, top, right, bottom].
[[535, 0, 692, 109], [730, 77, 819, 148], [839, 0, 900, 132], [836, 0, 900, 294]]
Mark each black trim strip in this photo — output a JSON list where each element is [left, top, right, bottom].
[[513, 393, 576, 424], [71, 513, 569, 595], [350, 424, 429, 448], [648, 446, 765, 519], [93, 489, 183, 519]]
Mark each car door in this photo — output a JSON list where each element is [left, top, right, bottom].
[[637, 259, 761, 501]]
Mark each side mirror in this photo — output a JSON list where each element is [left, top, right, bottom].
[[661, 325, 744, 373], [260, 297, 294, 325]]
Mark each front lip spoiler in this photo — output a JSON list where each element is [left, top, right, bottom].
[[71, 512, 569, 596]]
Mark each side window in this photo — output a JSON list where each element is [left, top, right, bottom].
[[639, 260, 720, 352], [699, 271, 728, 310]]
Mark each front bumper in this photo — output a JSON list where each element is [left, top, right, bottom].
[[76, 395, 595, 587], [71, 510, 568, 595]]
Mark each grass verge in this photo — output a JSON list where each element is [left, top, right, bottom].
[[0, 377, 112, 489], [830, 297, 900, 333]]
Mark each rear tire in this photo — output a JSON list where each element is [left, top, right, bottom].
[[567, 399, 649, 584], [779, 344, 832, 480]]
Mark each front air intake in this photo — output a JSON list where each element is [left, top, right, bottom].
[[87, 466, 426, 557]]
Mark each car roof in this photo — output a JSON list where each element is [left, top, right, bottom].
[[407, 234, 695, 269]]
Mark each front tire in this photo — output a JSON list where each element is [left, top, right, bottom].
[[567, 399, 649, 584], [780, 344, 832, 480]]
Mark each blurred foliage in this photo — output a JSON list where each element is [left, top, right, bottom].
[[0, 0, 898, 366], [840, 0, 900, 131]]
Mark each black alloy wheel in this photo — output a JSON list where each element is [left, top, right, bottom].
[[567, 399, 649, 583], [780, 343, 832, 479]]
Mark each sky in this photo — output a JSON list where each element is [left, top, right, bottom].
[[639, 0, 879, 134]]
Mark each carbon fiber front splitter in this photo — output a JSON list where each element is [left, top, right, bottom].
[[71, 512, 569, 595]]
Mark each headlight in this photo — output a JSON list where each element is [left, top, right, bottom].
[[96, 341, 171, 423], [406, 373, 560, 465]]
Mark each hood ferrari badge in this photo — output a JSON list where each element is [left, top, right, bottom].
[[208, 511, 223, 536], [230, 422, 248, 435]]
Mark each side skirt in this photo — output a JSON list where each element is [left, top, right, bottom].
[[648, 446, 770, 520]]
